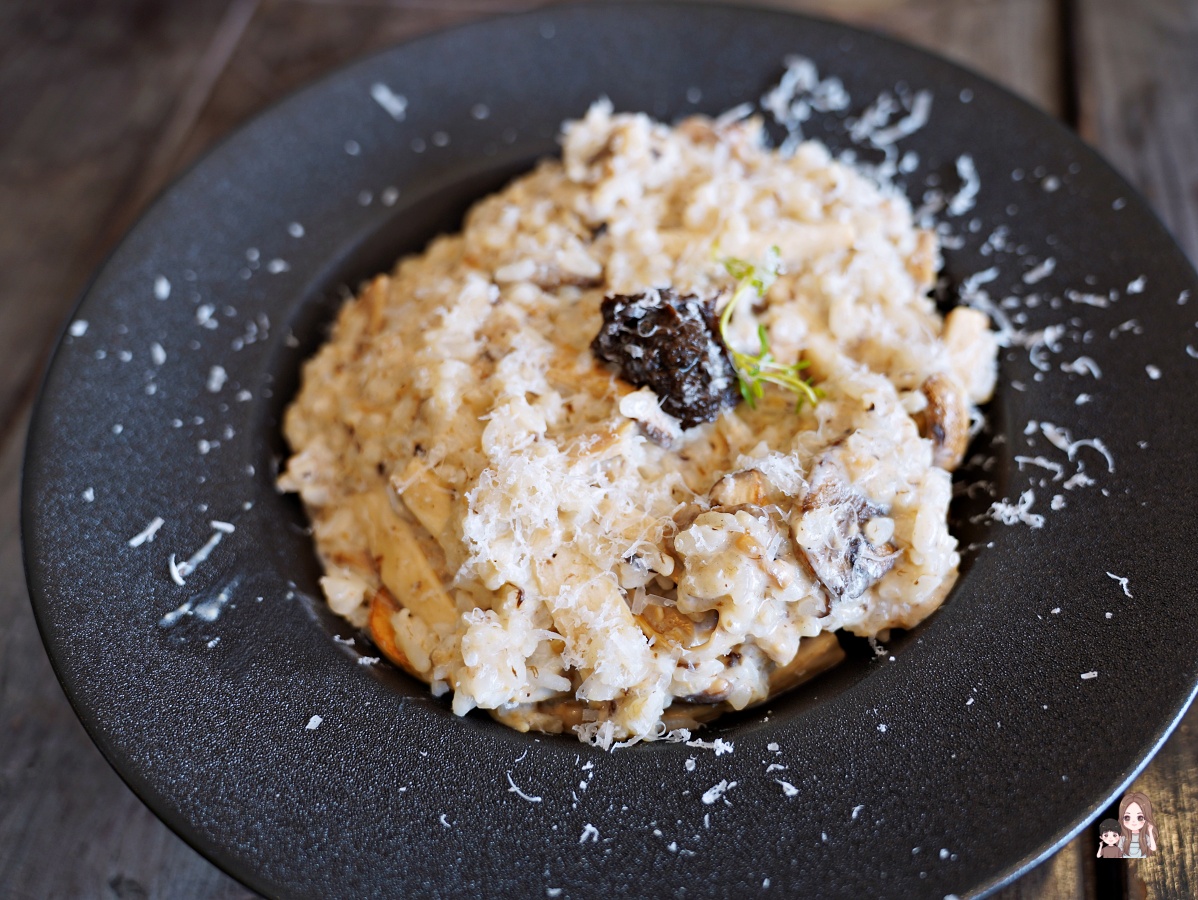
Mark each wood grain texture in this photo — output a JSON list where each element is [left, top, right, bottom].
[[993, 846, 1090, 900], [1115, 707, 1198, 899], [162, 0, 508, 195], [103, 0, 262, 252], [0, 0, 241, 443], [1076, 0, 1198, 263]]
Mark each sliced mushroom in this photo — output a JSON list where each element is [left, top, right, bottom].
[[678, 648, 755, 705], [682, 678, 731, 705], [660, 701, 724, 730], [942, 306, 997, 403], [636, 604, 717, 650], [368, 588, 420, 677], [393, 459, 455, 549], [662, 502, 704, 561], [355, 490, 458, 629], [530, 264, 604, 291], [916, 372, 970, 470], [571, 419, 636, 460], [766, 631, 845, 696], [532, 697, 589, 730], [790, 456, 900, 605], [708, 469, 770, 507], [617, 544, 675, 590]]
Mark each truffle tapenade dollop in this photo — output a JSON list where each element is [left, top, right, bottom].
[[590, 288, 739, 428]]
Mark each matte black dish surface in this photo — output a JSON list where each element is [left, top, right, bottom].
[[23, 4, 1198, 898]]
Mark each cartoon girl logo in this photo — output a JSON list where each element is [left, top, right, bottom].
[[1118, 790, 1159, 858]]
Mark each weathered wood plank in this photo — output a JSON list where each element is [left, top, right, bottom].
[[0, 0, 245, 451], [99, 0, 262, 254], [297, 0, 1064, 116], [0, 2, 266, 896], [994, 846, 1089, 899], [1076, 0, 1198, 263], [163, 0, 499, 189], [1112, 716, 1198, 899]]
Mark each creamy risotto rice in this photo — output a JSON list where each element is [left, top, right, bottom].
[[279, 101, 997, 746]]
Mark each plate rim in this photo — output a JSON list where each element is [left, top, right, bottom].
[[22, 2, 1198, 897]]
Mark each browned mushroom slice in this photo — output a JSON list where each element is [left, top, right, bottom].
[[661, 701, 724, 730], [708, 469, 770, 507], [531, 264, 604, 290], [681, 677, 731, 705], [766, 632, 845, 696], [916, 372, 970, 470], [536, 697, 588, 730], [368, 588, 423, 679], [635, 604, 717, 650], [790, 458, 900, 604]]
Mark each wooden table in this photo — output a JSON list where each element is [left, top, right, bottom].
[[2, 1, 1194, 897]]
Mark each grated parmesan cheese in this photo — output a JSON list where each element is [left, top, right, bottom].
[[280, 99, 996, 745], [505, 771, 542, 803], [128, 517, 165, 547], [1106, 572, 1133, 598], [370, 82, 408, 120], [701, 780, 736, 805], [988, 490, 1044, 528]]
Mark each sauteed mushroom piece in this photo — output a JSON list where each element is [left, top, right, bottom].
[[790, 457, 900, 604], [915, 372, 970, 470]]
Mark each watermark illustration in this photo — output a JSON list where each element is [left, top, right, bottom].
[[1118, 790, 1159, 859], [1097, 818, 1123, 858]]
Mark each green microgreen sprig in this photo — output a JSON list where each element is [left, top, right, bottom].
[[717, 247, 820, 411]]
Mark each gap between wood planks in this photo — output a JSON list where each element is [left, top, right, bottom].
[[1058, 0, 1081, 128]]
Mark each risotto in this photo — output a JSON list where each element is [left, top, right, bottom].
[[278, 101, 997, 746]]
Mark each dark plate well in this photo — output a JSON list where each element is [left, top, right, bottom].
[[23, 3, 1198, 898]]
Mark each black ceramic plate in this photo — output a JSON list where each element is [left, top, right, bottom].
[[23, 3, 1198, 898]]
